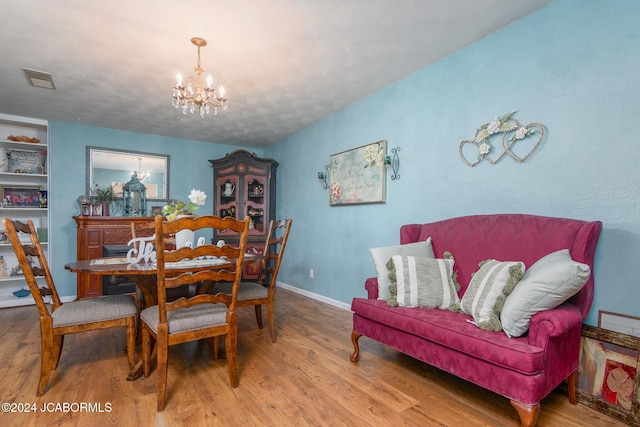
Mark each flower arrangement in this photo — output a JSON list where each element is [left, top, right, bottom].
[[162, 189, 207, 221]]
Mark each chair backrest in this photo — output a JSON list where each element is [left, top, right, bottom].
[[2, 218, 61, 318], [256, 219, 292, 289], [130, 221, 176, 251], [154, 215, 250, 324]]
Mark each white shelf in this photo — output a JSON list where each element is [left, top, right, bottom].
[[0, 139, 47, 149], [0, 294, 36, 308], [0, 207, 48, 212], [0, 114, 49, 308]]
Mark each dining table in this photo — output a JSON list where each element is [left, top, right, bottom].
[[64, 252, 260, 380]]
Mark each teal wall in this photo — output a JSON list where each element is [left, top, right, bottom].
[[49, 122, 260, 297], [45, 0, 639, 326], [265, 0, 640, 325]]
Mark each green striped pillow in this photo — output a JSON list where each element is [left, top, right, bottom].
[[387, 255, 460, 309], [460, 260, 525, 331]]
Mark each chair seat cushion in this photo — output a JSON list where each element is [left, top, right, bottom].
[[215, 282, 268, 301], [140, 302, 228, 334], [52, 294, 137, 327]]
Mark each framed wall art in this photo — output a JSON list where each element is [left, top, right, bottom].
[[579, 324, 640, 426], [328, 140, 387, 206], [2, 186, 42, 208]]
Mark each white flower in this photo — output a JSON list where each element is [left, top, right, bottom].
[[188, 188, 207, 206], [487, 118, 501, 135], [515, 127, 528, 140], [478, 142, 491, 155], [162, 189, 207, 221]]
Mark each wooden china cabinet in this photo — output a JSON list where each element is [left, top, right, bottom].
[[209, 150, 278, 279]]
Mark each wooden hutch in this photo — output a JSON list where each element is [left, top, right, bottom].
[[209, 150, 278, 278]]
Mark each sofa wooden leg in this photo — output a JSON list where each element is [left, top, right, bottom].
[[567, 370, 578, 404], [510, 401, 539, 427], [350, 331, 361, 363]]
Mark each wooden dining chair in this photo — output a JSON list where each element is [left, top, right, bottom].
[[130, 220, 176, 251], [140, 215, 250, 411], [2, 218, 137, 396], [213, 218, 292, 343]]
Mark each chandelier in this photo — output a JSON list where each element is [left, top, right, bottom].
[[172, 37, 228, 118], [133, 157, 150, 184]]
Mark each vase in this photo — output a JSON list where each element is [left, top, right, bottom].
[[174, 215, 194, 248]]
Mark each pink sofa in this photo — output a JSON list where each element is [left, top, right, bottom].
[[350, 214, 602, 427]]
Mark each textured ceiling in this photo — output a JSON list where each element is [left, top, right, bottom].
[[0, 0, 552, 148]]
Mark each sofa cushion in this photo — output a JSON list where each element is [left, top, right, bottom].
[[370, 238, 433, 301], [501, 249, 591, 338], [460, 260, 524, 331], [351, 297, 545, 375], [387, 255, 459, 309]]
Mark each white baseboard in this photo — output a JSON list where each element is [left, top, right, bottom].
[[63, 287, 351, 312], [276, 281, 351, 311]]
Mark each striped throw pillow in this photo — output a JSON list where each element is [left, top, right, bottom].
[[387, 255, 460, 309], [460, 260, 525, 331]]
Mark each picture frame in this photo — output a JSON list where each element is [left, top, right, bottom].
[[599, 310, 640, 337], [328, 140, 387, 206], [150, 205, 163, 216], [2, 186, 42, 208], [578, 324, 640, 426], [91, 203, 103, 216]]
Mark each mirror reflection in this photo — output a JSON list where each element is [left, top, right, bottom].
[[86, 147, 170, 201]]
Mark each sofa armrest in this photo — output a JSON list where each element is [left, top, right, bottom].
[[527, 303, 583, 348], [365, 278, 379, 299]]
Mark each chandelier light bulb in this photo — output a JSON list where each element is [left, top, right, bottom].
[[176, 73, 183, 87], [206, 75, 213, 88]]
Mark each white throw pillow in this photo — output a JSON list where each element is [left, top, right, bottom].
[[370, 238, 433, 300], [501, 249, 591, 338], [387, 255, 460, 309], [460, 260, 525, 331]]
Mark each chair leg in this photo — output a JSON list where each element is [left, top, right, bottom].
[[125, 317, 137, 370], [226, 312, 239, 388], [156, 326, 169, 411], [212, 336, 221, 360], [52, 334, 64, 369], [142, 327, 151, 378], [254, 305, 263, 329], [267, 300, 276, 343], [37, 330, 55, 396]]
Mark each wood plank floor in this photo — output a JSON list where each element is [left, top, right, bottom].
[[0, 288, 626, 426]]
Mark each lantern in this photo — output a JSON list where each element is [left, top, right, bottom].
[[123, 172, 147, 216]]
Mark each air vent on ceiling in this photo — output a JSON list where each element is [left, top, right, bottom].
[[22, 68, 56, 90]]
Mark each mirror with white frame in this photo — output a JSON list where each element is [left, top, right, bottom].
[[86, 146, 170, 202]]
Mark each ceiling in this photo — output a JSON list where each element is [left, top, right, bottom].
[[0, 0, 552, 148]]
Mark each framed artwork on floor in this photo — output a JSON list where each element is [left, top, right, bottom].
[[578, 324, 640, 426]]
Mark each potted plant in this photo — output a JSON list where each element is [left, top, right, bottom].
[[95, 184, 115, 216]]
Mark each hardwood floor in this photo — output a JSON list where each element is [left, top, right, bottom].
[[0, 288, 626, 426]]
